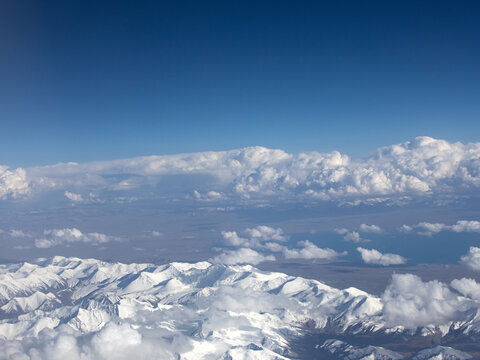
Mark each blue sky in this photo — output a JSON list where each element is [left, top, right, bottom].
[[1, 0, 479, 166], [1, 1, 480, 285]]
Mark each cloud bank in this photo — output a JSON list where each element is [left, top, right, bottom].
[[4, 136, 480, 205]]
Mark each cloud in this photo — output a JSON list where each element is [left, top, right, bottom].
[[359, 224, 383, 234], [0, 166, 29, 199], [221, 225, 286, 248], [342, 231, 368, 243], [193, 190, 225, 201], [382, 274, 472, 329], [283, 240, 345, 260], [460, 246, 480, 271], [14, 137, 480, 205], [357, 247, 406, 266], [335, 227, 372, 242], [9, 229, 31, 238], [34, 228, 120, 248], [210, 248, 275, 265], [450, 278, 480, 299], [451, 220, 480, 233], [398, 224, 413, 233], [406, 220, 480, 236]]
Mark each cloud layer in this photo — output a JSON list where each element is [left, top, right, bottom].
[[4, 136, 480, 205]]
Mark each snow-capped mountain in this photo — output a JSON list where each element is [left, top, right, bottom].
[[0, 257, 478, 359]]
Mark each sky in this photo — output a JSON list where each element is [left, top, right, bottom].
[[1, 0, 479, 166], [1, 1, 480, 291]]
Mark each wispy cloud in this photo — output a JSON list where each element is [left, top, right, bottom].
[[34, 228, 120, 248]]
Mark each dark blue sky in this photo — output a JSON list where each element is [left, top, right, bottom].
[[1, 0, 479, 166]]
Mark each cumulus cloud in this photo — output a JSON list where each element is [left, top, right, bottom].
[[221, 225, 286, 248], [405, 220, 480, 236], [398, 224, 413, 233], [450, 278, 480, 299], [357, 247, 406, 266], [34, 228, 120, 248], [0, 166, 29, 199], [335, 228, 370, 242], [460, 247, 480, 271], [210, 248, 275, 265], [283, 240, 345, 260], [344, 231, 369, 243], [359, 224, 383, 234], [16, 137, 480, 205], [382, 274, 472, 329]]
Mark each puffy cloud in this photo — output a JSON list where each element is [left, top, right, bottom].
[[407, 220, 480, 236], [460, 247, 480, 271], [0, 166, 29, 199], [283, 240, 345, 260], [450, 278, 480, 299], [357, 247, 406, 266], [16, 137, 480, 205], [416, 222, 447, 236], [359, 224, 383, 234], [382, 274, 472, 329], [451, 220, 480, 233], [34, 228, 119, 248], [335, 227, 371, 242], [221, 225, 286, 248], [398, 224, 413, 233], [210, 248, 275, 265], [342, 231, 368, 243]]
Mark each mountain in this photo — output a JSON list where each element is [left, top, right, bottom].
[[0, 256, 478, 359]]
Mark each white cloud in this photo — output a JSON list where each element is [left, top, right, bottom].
[[221, 225, 286, 248], [342, 231, 368, 243], [404, 220, 480, 236], [210, 248, 275, 265], [450, 278, 480, 299], [64, 191, 100, 204], [34, 228, 120, 248], [398, 224, 413, 233], [357, 247, 406, 266], [451, 220, 480, 233], [16, 137, 480, 205], [382, 274, 472, 329], [9, 229, 31, 238], [416, 222, 446, 236], [0, 166, 29, 199], [359, 224, 383, 234], [460, 246, 480, 271], [193, 190, 225, 201], [283, 240, 345, 260], [64, 191, 84, 202], [334, 228, 349, 235]]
